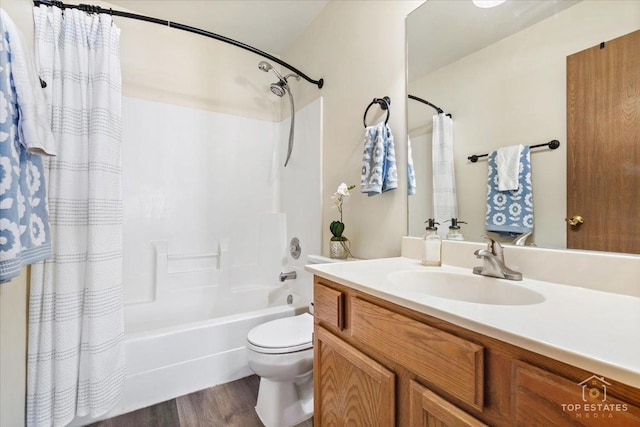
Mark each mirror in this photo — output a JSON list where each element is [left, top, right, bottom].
[[406, 0, 640, 253]]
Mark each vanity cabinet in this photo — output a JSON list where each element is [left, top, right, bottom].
[[313, 277, 640, 427]]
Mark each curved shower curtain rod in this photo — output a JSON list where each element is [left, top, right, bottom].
[[408, 94, 451, 118], [32, 0, 325, 89]]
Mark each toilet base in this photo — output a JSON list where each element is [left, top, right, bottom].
[[255, 372, 313, 427]]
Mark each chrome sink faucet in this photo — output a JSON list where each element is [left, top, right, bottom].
[[473, 236, 522, 281], [512, 231, 532, 246]]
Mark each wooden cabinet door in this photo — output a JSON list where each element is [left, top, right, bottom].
[[314, 326, 395, 426], [409, 380, 487, 427], [514, 361, 640, 426]]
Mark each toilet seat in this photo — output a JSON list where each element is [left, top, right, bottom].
[[247, 313, 313, 354]]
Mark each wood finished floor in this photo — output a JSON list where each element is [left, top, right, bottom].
[[89, 375, 313, 427]]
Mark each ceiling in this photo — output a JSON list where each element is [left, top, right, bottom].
[[108, 0, 329, 56], [407, 0, 581, 81]]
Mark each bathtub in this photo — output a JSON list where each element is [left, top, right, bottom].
[[123, 291, 304, 413], [72, 240, 309, 426]]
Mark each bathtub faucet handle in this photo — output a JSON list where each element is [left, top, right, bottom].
[[279, 271, 297, 282]]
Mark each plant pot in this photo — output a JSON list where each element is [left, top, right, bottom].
[[329, 238, 350, 259]]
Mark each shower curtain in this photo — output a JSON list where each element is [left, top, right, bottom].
[[432, 113, 457, 238], [27, 6, 125, 426]]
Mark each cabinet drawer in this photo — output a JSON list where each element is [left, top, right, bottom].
[[314, 281, 345, 330], [514, 361, 640, 426], [351, 297, 484, 410]]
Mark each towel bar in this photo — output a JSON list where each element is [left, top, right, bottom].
[[468, 140, 560, 163]]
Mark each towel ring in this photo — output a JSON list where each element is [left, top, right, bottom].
[[363, 96, 391, 128]]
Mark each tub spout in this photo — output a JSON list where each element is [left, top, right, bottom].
[[279, 271, 297, 282]]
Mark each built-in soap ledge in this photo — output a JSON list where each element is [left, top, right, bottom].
[[152, 239, 230, 299], [401, 236, 640, 298]]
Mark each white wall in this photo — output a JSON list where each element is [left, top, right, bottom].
[[408, 0, 640, 248], [283, 0, 424, 259], [115, 5, 284, 122], [0, 272, 28, 427]]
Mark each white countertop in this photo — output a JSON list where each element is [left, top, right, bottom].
[[306, 257, 640, 389]]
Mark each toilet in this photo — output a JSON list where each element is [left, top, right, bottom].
[[246, 312, 314, 427], [247, 255, 349, 426]]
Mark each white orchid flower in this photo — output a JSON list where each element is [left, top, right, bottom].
[[330, 183, 355, 220], [336, 183, 350, 196]]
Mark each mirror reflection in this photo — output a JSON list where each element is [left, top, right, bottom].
[[406, 0, 640, 254]]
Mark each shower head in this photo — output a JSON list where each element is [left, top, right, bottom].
[[258, 61, 272, 72], [270, 81, 287, 97], [259, 61, 292, 97], [257, 60, 298, 167], [258, 60, 285, 82]]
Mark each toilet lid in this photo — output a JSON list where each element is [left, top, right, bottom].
[[247, 313, 313, 353]]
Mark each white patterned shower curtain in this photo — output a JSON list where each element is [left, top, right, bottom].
[[27, 6, 125, 427], [432, 113, 458, 238]]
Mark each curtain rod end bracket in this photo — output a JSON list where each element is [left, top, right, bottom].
[[317, 78, 324, 89]]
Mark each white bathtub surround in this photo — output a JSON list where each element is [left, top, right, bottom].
[[306, 256, 640, 389], [125, 221, 286, 334], [121, 97, 321, 305], [121, 97, 282, 303], [28, 7, 125, 426]]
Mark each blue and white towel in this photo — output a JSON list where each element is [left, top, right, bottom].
[[485, 145, 533, 235], [361, 121, 398, 196], [407, 136, 416, 196], [0, 11, 53, 283]]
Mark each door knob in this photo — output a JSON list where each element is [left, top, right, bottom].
[[566, 215, 584, 227]]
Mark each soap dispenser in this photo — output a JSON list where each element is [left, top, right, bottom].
[[422, 219, 442, 267], [446, 218, 467, 241]]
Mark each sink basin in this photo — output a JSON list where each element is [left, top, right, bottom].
[[386, 270, 545, 306]]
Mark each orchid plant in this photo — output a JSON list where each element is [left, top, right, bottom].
[[330, 183, 356, 242]]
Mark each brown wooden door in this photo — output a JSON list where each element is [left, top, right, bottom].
[[409, 380, 487, 427], [567, 29, 640, 254], [314, 326, 395, 426]]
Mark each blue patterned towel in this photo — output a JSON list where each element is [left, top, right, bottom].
[[0, 22, 52, 283], [407, 136, 416, 196], [485, 146, 533, 235], [361, 122, 398, 196]]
